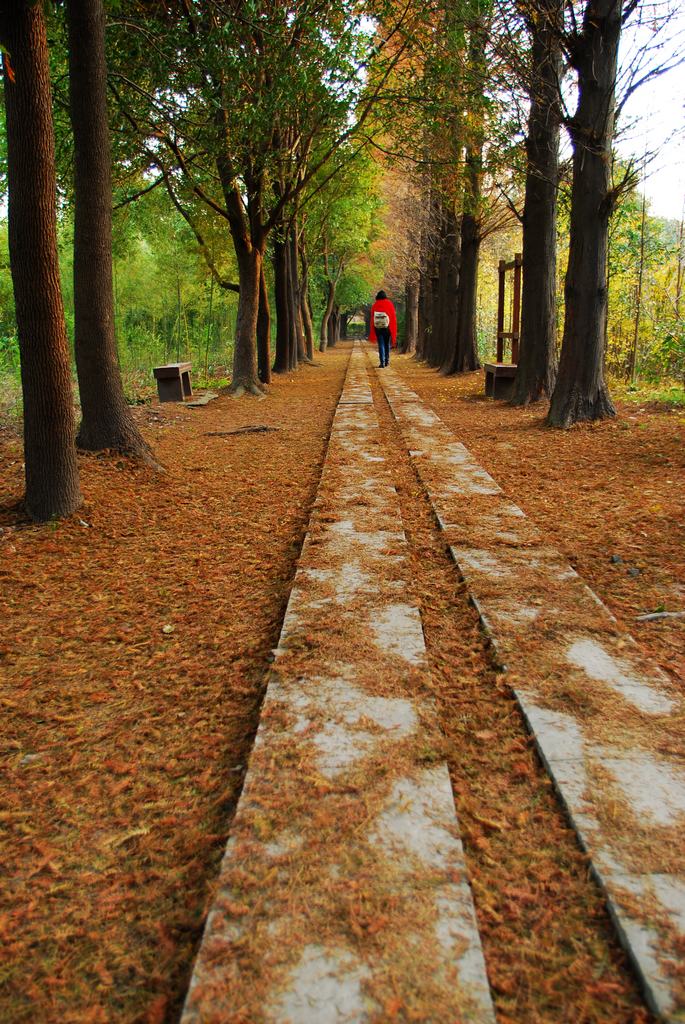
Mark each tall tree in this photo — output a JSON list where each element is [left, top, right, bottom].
[[297, 223, 316, 361], [257, 264, 272, 385], [403, 278, 419, 353], [319, 242, 345, 353], [443, 146, 483, 373], [510, 0, 562, 405], [433, 199, 460, 371], [0, 1, 82, 521], [447, 0, 499, 376], [290, 226, 309, 364], [546, 0, 622, 426], [66, 0, 152, 458], [273, 224, 295, 371]]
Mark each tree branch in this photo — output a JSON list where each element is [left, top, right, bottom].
[[113, 173, 166, 210], [160, 167, 240, 292]]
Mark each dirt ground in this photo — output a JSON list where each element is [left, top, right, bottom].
[[0, 343, 681, 1023]]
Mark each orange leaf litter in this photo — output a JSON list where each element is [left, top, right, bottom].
[[1, 343, 681, 1022]]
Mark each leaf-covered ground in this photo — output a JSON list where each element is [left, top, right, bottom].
[[395, 358, 685, 687], [0, 344, 681, 1023], [0, 350, 349, 1024], [368, 362, 655, 1024]]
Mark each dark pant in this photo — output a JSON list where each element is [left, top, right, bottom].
[[377, 329, 391, 366]]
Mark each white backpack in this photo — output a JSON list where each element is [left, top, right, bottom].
[[373, 310, 390, 329]]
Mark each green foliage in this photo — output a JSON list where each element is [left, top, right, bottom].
[[0, 221, 18, 379], [110, 197, 239, 374], [304, 146, 383, 324], [0, 185, 239, 391], [611, 379, 685, 408], [605, 183, 685, 383], [550, 170, 685, 389], [105, 1, 377, 234], [0, 330, 18, 373], [336, 267, 377, 312]]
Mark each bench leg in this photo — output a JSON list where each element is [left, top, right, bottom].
[[494, 375, 514, 399], [157, 376, 184, 402], [181, 370, 193, 398]]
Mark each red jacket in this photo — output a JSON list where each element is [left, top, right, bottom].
[[369, 298, 397, 346]]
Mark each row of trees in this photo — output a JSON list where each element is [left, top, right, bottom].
[[1, 0, 682, 521], [0, 192, 380, 383], [4, 176, 676, 388], [443, 202, 685, 382], [1, 0, 154, 522], [0, 0, 400, 519], [375, 0, 682, 422]]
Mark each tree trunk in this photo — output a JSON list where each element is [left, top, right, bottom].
[[419, 194, 440, 364], [628, 183, 647, 383], [282, 235, 296, 371], [420, 192, 441, 365], [327, 307, 338, 348], [286, 230, 301, 366], [547, 0, 621, 427], [289, 229, 309, 365], [444, 150, 481, 376], [398, 287, 409, 354], [510, 1, 561, 406], [231, 242, 263, 395], [299, 239, 315, 360], [446, 209, 481, 373], [416, 223, 431, 363], [1, 3, 82, 521], [67, 0, 151, 457], [272, 232, 290, 373], [438, 206, 461, 373], [214, 103, 264, 397], [286, 241, 297, 371], [428, 202, 450, 368], [417, 264, 430, 362], [404, 279, 419, 353], [319, 279, 335, 352], [257, 260, 271, 385]]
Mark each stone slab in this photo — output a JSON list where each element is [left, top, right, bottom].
[[182, 346, 496, 1023], [375, 357, 685, 1023], [186, 390, 219, 407]]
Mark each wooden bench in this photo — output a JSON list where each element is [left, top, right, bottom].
[[484, 362, 517, 399], [153, 362, 193, 403]]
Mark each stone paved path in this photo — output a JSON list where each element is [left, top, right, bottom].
[[182, 346, 496, 1022], [374, 357, 685, 1023]]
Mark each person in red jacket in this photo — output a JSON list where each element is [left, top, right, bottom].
[[369, 290, 397, 368]]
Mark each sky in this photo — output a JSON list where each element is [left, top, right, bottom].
[[617, 4, 685, 221]]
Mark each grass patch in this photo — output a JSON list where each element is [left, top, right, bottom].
[[610, 378, 685, 409], [0, 372, 22, 426]]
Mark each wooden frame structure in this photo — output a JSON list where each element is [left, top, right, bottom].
[[496, 252, 522, 363], [484, 252, 522, 398]]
